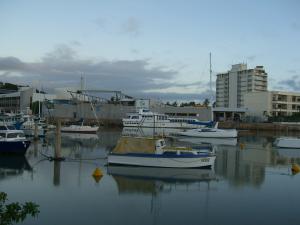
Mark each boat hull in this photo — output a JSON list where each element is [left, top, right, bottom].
[[274, 137, 300, 148], [108, 153, 216, 168], [0, 140, 31, 154]]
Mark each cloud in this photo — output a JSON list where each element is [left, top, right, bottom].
[[0, 44, 214, 101], [274, 75, 300, 91], [291, 22, 300, 31], [246, 55, 256, 62], [0, 44, 184, 96], [120, 17, 141, 36], [94, 17, 107, 29]]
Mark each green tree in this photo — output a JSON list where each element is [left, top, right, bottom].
[[203, 98, 210, 107], [0, 192, 39, 225]]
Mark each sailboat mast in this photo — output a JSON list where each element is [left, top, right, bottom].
[[209, 52, 212, 105]]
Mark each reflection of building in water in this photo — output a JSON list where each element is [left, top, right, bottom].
[[215, 136, 275, 187], [0, 156, 31, 181]]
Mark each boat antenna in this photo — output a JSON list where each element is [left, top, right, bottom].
[[209, 52, 212, 106]]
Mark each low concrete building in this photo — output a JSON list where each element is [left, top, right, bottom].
[[244, 91, 300, 120]]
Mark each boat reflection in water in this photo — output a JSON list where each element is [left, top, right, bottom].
[[177, 137, 237, 146], [108, 165, 216, 194], [61, 132, 99, 140], [122, 127, 184, 138], [0, 155, 31, 180]]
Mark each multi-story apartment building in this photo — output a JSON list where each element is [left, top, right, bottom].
[[244, 91, 300, 119], [216, 64, 268, 108]]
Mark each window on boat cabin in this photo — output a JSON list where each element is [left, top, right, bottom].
[[0, 133, 5, 138], [131, 116, 139, 119], [0, 126, 8, 130], [7, 133, 19, 138]]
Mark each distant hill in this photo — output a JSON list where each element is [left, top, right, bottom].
[[0, 82, 18, 91]]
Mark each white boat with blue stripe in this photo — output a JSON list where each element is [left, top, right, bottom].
[[108, 137, 216, 168]]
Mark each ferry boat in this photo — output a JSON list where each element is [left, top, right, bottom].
[[0, 125, 31, 154], [122, 109, 213, 128], [107, 136, 216, 168]]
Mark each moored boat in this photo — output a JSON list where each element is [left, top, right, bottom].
[[0, 126, 31, 154], [107, 136, 216, 168], [61, 119, 99, 133], [123, 109, 213, 129], [177, 123, 238, 138], [274, 137, 300, 149]]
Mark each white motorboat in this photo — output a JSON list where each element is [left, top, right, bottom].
[[177, 123, 238, 138], [107, 136, 216, 168], [123, 109, 213, 129], [274, 137, 300, 149], [0, 125, 31, 154]]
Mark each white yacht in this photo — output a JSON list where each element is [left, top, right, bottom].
[[61, 119, 99, 134], [177, 123, 238, 138], [122, 109, 213, 129]]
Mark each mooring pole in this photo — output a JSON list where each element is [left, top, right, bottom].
[[55, 119, 61, 159], [34, 121, 38, 140]]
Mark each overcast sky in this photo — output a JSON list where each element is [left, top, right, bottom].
[[0, 0, 300, 101]]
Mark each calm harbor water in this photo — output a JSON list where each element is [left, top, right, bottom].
[[2, 128, 300, 225]]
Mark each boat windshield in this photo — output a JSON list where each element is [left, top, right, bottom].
[[0, 125, 15, 130], [7, 132, 25, 138]]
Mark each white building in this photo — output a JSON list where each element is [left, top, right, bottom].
[[216, 64, 268, 108], [244, 91, 300, 120]]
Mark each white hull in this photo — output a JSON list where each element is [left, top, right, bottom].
[[108, 154, 216, 168], [61, 125, 99, 133], [178, 129, 237, 138], [274, 137, 300, 149]]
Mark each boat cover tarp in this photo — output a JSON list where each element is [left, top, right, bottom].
[[112, 137, 157, 154]]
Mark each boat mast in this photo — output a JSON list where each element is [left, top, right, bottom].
[[209, 52, 212, 106]]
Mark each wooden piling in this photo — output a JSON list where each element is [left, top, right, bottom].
[[55, 119, 61, 159]]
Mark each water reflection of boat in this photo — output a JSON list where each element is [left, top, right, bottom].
[[108, 137, 216, 168], [61, 132, 99, 140], [277, 148, 300, 158], [108, 165, 216, 183], [0, 155, 31, 180], [177, 137, 237, 146], [122, 127, 183, 137]]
